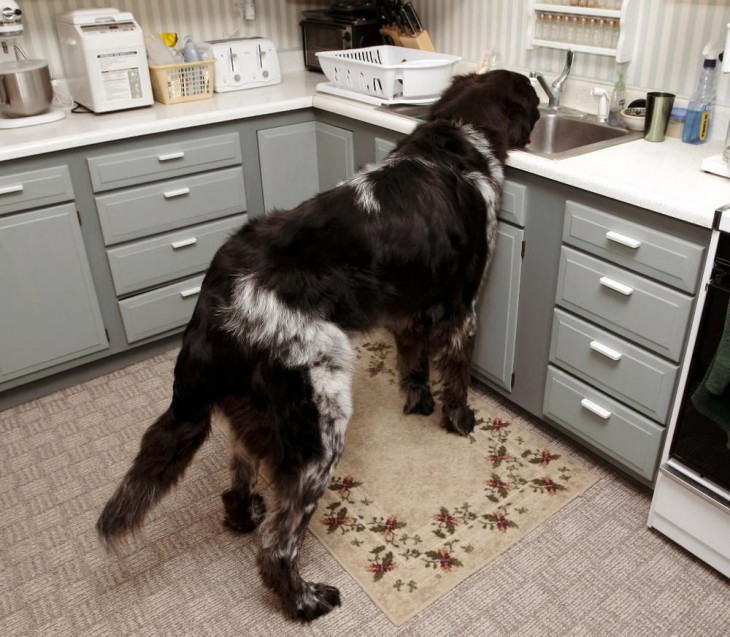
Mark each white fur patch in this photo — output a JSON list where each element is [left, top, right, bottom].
[[349, 168, 381, 215]]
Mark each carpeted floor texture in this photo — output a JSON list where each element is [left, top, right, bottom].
[[1, 333, 729, 636]]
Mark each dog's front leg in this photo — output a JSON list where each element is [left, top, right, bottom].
[[394, 322, 435, 416], [431, 311, 478, 436]]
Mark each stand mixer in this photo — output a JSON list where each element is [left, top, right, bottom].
[[0, 0, 66, 128]]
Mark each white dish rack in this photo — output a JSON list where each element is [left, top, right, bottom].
[[316, 45, 462, 105]]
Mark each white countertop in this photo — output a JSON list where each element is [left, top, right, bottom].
[[2, 68, 729, 229]]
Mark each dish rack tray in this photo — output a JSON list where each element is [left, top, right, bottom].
[[316, 45, 461, 102]]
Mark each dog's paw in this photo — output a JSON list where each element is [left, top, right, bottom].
[[442, 405, 475, 436], [403, 386, 435, 416], [288, 582, 341, 622], [222, 490, 266, 533]]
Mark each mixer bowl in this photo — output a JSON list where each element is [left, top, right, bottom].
[[0, 59, 53, 117]]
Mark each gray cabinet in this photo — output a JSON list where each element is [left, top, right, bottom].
[[544, 194, 709, 483], [0, 203, 108, 382], [87, 131, 248, 345], [472, 221, 524, 390], [258, 121, 354, 212]]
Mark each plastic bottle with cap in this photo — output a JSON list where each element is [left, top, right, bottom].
[[682, 42, 720, 144], [182, 35, 200, 62]]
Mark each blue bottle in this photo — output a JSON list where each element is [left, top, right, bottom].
[[682, 52, 718, 144]]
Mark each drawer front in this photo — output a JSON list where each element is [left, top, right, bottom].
[[549, 309, 679, 423], [543, 366, 664, 480], [107, 214, 245, 296], [556, 247, 692, 361], [0, 166, 74, 215], [119, 275, 204, 343], [97, 166, 246, 245], [499, 179, 527, 226], [88, 132, 242, 192], [563, 200, 705, 293]]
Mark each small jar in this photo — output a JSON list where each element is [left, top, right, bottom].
[[666, 107, 686, 138]]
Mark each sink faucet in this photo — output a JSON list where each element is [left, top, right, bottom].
[[530, 50, 575, 111]]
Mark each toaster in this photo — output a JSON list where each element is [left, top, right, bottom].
[[202, 37, 281, 93]]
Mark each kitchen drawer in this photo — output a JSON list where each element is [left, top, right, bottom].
[[499, 179, 527, 227], [549, 309, 679, 423], [96, 166, 246, 245], [563, 200, 705, 293], [107, 214, 245, 296], [87, 132, 242, 192], [0, 166, 74, 215], [543, 366, 664, 480], [556, 247, 693, 361], [119, 275, 204, 343]]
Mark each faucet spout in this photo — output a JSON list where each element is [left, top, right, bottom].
[[531, 50, 575, 111]]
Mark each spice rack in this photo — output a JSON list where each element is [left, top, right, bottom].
[[527, 0, 638, 63]]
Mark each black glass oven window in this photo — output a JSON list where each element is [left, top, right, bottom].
[[671, 234, 730, 493]]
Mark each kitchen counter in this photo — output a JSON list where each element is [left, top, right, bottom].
[[2, 68, 728, 228]]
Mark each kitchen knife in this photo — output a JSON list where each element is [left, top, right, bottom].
[[403, 2, 423, 33]]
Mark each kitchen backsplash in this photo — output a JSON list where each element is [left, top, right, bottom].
[[19, 0, 730, 106]]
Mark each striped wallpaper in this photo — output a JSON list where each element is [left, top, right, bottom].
[[16, 0, 730, 105]]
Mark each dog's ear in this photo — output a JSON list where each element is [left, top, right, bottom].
[[429, 70, 540, 152]]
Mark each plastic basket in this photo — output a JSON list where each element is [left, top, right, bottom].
[[149, 60, 215, 104], [316, 45, 461, 101]]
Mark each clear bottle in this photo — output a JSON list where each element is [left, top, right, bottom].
[[682, 51, 718, 145], [608, 69, 627, 126]]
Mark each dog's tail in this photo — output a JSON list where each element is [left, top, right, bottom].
[[96, 398, 212, 549]]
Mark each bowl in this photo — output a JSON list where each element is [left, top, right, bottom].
[[621, 107, 646, 131]]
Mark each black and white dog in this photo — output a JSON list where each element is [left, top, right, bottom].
[[97, 69, 540, 621]]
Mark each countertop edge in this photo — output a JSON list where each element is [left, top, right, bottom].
[[2, 69, 728, 229]]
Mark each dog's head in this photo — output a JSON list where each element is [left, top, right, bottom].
[[429, 69, 540, 161]]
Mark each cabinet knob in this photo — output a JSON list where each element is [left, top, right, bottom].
[[179, 286, 201, 298], [606, 230, 641, 249], [0, 184, 24, 196], [589, 340, 623, 361], [157, 151, 186, 162], [163, 187, 191, 199], [599, 276, 634, 296], [580, 397, 612, 420], [171, 237, 198, 249]]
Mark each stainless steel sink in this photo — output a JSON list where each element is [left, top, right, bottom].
[[524, 109, 641, 159], [376, 104, 641, 159]]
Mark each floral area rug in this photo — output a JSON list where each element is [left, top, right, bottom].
[[307, 330, 598, 625]]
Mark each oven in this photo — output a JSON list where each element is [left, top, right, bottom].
[[649, 204, 730, 578]]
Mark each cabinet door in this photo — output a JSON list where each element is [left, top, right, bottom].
[[472, 222, 524, 390], [0, 205, 108, 382], [258, 121, 354, 213]]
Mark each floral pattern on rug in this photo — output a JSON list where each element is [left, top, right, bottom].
[[308, 332, 598, 626]]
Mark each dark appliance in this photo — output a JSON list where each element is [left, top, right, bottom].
[[300, 1, 382, 72], [648, 206, 730, 579], [668, 230, 730, 498]]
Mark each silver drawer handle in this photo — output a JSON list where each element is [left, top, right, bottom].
[[171, 237, 198, 249], [580, 398, 612, 420], [163, 187, 191, 199], [0, 184, 24, 195], [158, 151, 185, 162], [599, 276, 634, 296], [606, 230, 641, 249], [589, 340, 623, 361], [180, 286, 201, 298]]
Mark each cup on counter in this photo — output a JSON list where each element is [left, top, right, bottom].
[[644, 92, 675, 142]]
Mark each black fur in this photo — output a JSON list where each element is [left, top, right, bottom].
[[96, 69, 539, 621]]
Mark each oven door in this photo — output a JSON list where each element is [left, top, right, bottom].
[[669, 232, 730, 503]]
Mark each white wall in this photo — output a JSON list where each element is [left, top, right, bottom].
[[16, 0, 730, 105]]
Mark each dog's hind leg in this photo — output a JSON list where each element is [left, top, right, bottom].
[[393, 321, 435, 416], [218, 398, 267, 534], [431, 310, 478, 436], [257, 329, 354, 621]]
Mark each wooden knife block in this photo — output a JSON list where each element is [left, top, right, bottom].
[[399, 30, 435, 51]]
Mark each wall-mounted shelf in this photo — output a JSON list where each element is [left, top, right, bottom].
[[528, 1, 638, 63]]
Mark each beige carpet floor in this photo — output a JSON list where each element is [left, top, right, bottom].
[[1, 335, 729, 636]]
